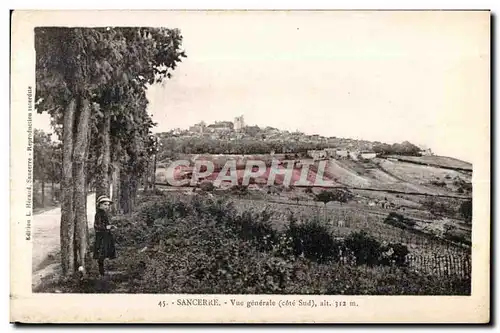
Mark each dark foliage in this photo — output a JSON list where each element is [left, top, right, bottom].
[[44, 193, 470, 295], [384, 212, 416, 229], [459, 199, 472, 223], [200, 181, 215, 192], [379, 242, 410, 267], [315, 189, 353, 204], [344, 231, 383, 266], [286, 219, 340, 263]]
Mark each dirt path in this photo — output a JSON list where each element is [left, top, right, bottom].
[[32, 193, 96, 289]]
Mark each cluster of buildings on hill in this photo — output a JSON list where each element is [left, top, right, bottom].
[[158, 115, 433, 158], [187, 115, 246, 135], [160, 115, 372, 147]]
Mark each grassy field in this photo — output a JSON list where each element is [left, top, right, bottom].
[[326, 159, 430, 193], [326, 158, 472, 197], [375, 159, 470, 194], [386, 155, 472, 171]]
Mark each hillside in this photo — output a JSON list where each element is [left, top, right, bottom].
[[385, 155, 472, 171], [152, 153, 472, 275], [324, 158, 471, 196], [156, 154, 472, 198]]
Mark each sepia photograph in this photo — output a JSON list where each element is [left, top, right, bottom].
[[10, 10, 490, 323]]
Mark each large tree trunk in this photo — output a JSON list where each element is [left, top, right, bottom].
[[73, 98, 91, 273], [129, 135, 141, 211], [120, 170, 131, 214], [41, 178, 45, 207], [60, 99, 76, 277], [84, 177, 89, 249], [111, 160, 121, 214], [130, 173, 138, 213], [95, 112, 111, 201], [84, 119, 92, 249]]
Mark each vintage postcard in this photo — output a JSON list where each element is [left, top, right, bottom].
[[10, 10, 490, 323]]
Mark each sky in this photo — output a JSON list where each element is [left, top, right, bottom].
[[35, 11, 490, 163]]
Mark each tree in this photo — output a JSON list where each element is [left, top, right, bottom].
[[315, 189, 353, 221], [399, 141, 421, 156], [33, 129, 52, 207], [34, 130, 63, 207], [47, 141, 62, 200], [108, 87, 155, 214], [35, 27, 186, 277], [373, 143, 392, 155], [315, 189, 352, 205], [315, 190, 335, 222], [90, 27, 185, 203]]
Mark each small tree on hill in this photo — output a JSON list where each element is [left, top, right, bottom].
[[315, 189, 353, 205], [315, 189, 353, 221]]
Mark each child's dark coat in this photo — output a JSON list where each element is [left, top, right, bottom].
[[93, 208, 116, 260]]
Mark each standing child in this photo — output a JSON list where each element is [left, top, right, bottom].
[[93, 195, 117, 276]]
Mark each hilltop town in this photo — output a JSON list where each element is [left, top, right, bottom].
[[157, 115, 434, 159]]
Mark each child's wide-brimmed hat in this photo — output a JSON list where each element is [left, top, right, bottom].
[[97, 195, 112, 205]]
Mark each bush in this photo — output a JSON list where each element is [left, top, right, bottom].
[[139, 240, 304, 294], [453, 179, 472, 193], [344, 231, 382, 266], [193, 197, 236, 223], [459, 200, 472, 222], [379, 242, 409, 267], [422, 198, 460, 218], [286, 219, 340, 263], [383, 212, 416, 229], [231, 184, 249, 195], [315, 189, 353, 204], [443, 233, 471, 246], [234, 210, 278, 252], [112, 215, 150, 247], [137, 198, 190, 226], [200, 181, 215, 192], [430, 180, 447, 187]]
